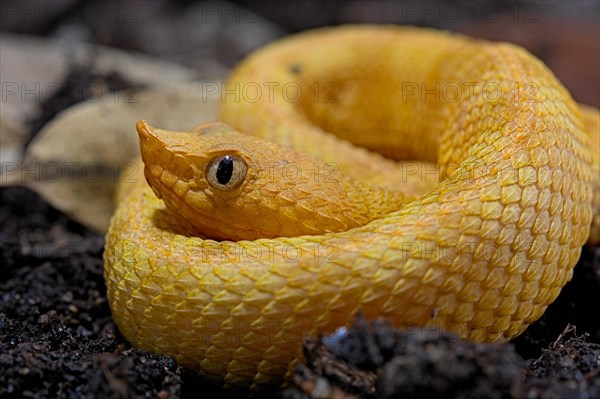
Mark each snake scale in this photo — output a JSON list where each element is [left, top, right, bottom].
[[104, 26, 600, 390]]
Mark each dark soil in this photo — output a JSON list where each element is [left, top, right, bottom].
[[0, 186, 182, 398], [282, 318, 600, 399]]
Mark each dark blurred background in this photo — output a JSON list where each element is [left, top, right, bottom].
[[1, 0, 598, 107]]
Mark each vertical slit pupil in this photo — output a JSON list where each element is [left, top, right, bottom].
[[216, 156, 234, 184]]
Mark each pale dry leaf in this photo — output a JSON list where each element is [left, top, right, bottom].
[[6, 82, 222, 233], [0, 33, 205, 166]]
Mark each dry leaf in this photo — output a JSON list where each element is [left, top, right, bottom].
[[0, 33, 204, 165], [3, 82, 222, 233]]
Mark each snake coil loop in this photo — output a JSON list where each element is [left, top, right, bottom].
[[105, 26, 599, 390]]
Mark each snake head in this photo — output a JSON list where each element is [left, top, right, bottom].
[[137, 120, 253, 196], [137, 120, 406, 241], [137, 120, 263, 239]]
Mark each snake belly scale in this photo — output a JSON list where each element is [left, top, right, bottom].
[[104, 26, 598, 390]]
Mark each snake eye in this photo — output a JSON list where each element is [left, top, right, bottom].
[[206, 155, 248, 191]]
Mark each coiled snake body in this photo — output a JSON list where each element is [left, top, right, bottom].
[[104, 26, 599, 390]]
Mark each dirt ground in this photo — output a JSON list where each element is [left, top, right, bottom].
[[1, 1, 599, 397]]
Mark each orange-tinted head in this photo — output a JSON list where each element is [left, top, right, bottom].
[[137, 120, 375, 241]]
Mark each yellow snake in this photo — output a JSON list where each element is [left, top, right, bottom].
[[103, 26, 600, 390]]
